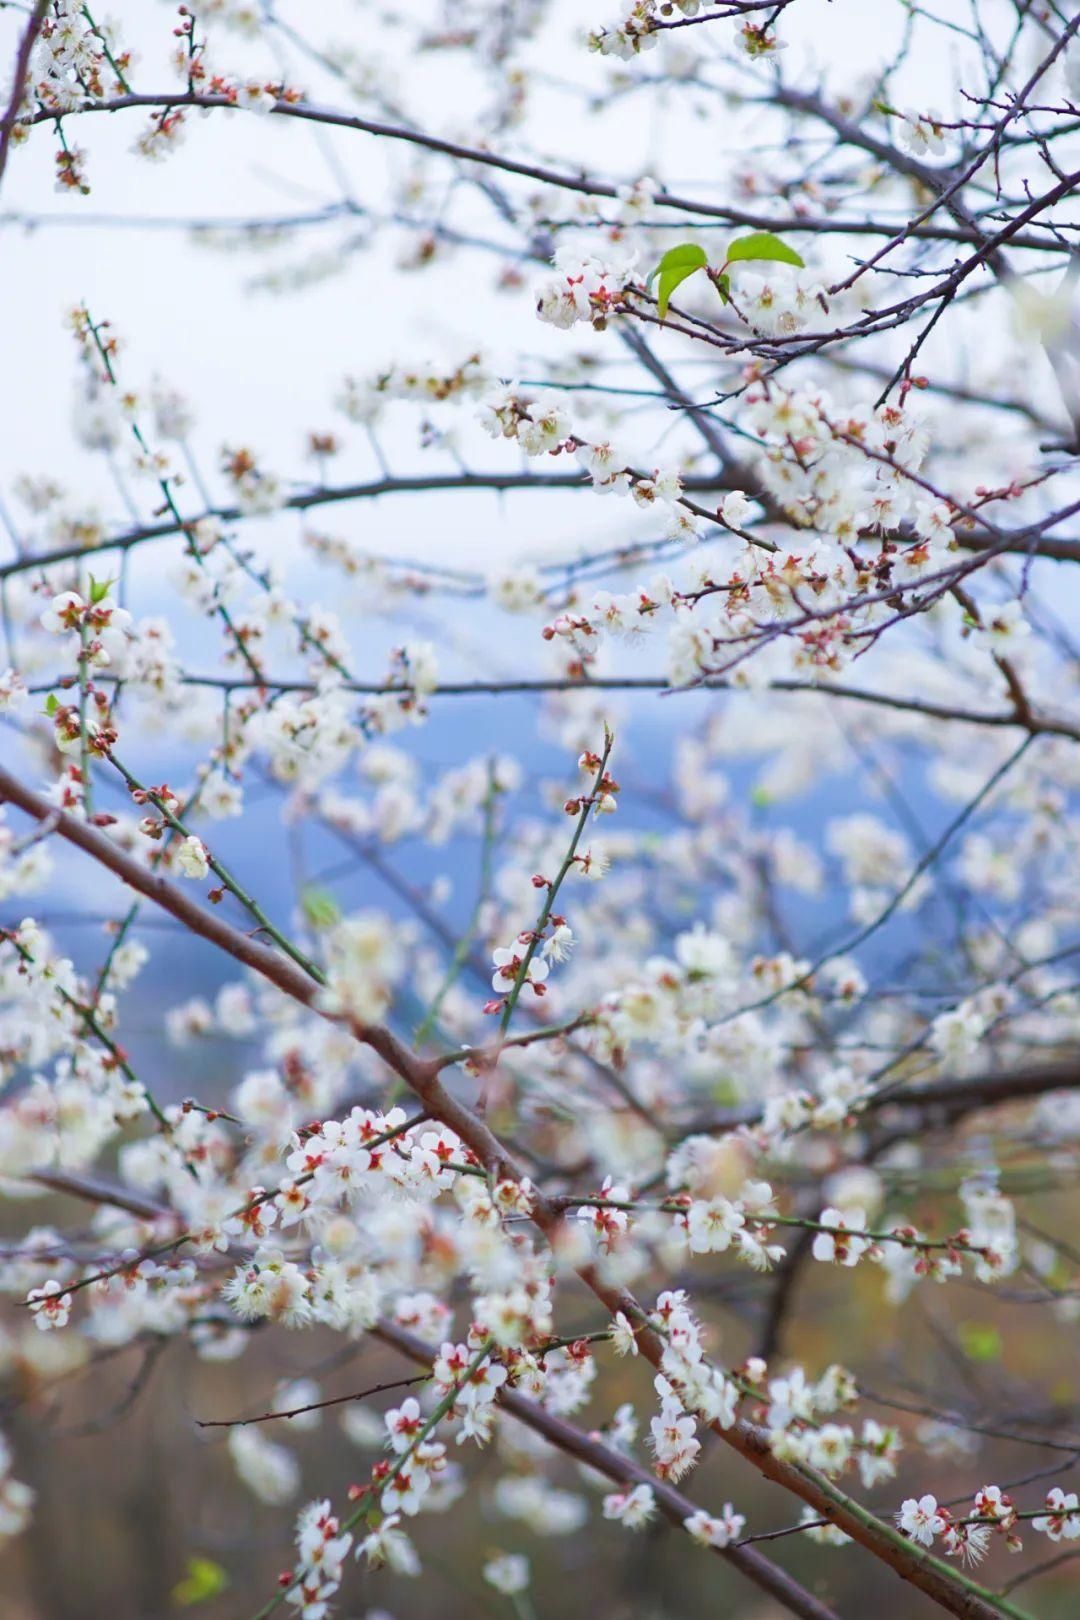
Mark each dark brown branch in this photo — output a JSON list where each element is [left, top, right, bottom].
[[195, 1373, 429, 1429], [0, 0, 48, 192], [4, 468, 1080, 584], [25, 669, 1080, 743], [19, 90, 1072, 254]]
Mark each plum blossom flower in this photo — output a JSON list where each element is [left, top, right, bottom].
[[896, 1494, 947, 1547], [0, 668, 27, 714], [898, 108, 946, 156], [385, 1397, 425, 1454], [491, 942, 549, 996], [482, 1552, 530, 1593], [684, 1505, 746, 1548], [1033, 1487, 1080, 1541], [238, 81, 279, 115], [811, 1207, 872, 1267], [684, 1196, 745, 1255], [381, 1461, 430, 1517], [230, 1429, 300, 1507], [542, 923, 575, 963], [26, 1279, 72, 1330], [175, 835, 210, 881], [650, 1399, 700, 1482], [602, 1483, 656, 1528], [720, 490, 753, 528], [357, 1510, 420, 1574], [610, 1311, 640, 1357]]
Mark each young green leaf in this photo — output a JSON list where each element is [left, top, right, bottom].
[[958, 1321, 1002, 1363], [44, 692, 59, 716], [88, 574, 114, 605], [648, 242, 708, 319], [725, 232, 805, 269], [301, 887, 341, 930], [171, 1556, 229, 1607]]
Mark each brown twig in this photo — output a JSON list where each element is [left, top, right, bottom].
[[0, 0, 48, 193]]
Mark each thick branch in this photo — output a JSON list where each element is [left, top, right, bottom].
[[3, 470, 1080, 584], [0, 0, 48, 192], [18, 90, 1070, 253]]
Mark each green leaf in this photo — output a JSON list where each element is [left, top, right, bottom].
[[726, 232, 805, 269], [648, 243, 708, 319], [171, 1556, 229, 1607], [301, 886, 341, 930], [88, 574, 114, 605], [958, 1321, 1002, 1363], [45, 693, 59, 716], [714, 271, 731, 306]]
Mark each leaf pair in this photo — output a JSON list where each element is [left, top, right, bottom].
[[648, 231, 805, 319]]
